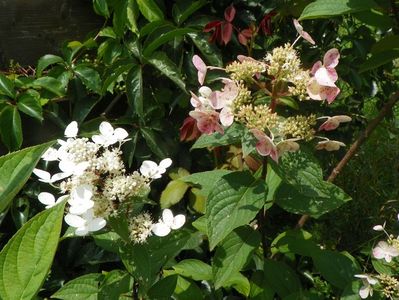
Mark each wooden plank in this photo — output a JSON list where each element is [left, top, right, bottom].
[[0, 0, 103, 67]]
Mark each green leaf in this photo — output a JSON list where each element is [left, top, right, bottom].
[[147, 275, 178, 299], [299, 0, 377, 20], [341, 280, 363, 300], [206, 171, 267, 249], [250, 271, 275, 300], [140, 128, 168, 158], [160, 180, 189, 209], [191, 123, 244, 149], [147, 51, 186, 91], [136, 0, 164, 21], [174, 276, 203, 300], [213, 226, 260, 289], [143, 28, 195, 57], [359, 50, 399, 73], [102, 61, 134, 94], [36, 54, 64, 77], [17, 91, 43, 121], [222, 272, 251, 297], [33, 77, 65, 96], [371, 35, 399, 54], [187, 32, 223, 67], [0, 74, 16, 98], [265, 163, 281, 201], [126, 65, 143, 118], [52, 273, 102, 300], [127, 0, 139, 34], [112, 0, 128, 37], [271, 229, 319, 257], [313, 250, 360, 289], [274, 151, 351, 218], [264, 259, 301, 298], [99, 270, 133, 299], [0, 106, 22, 151], [172, 259, 212, 281], [93, 0, 110, 18], [74, 65, 102, 94], [353, 9, 394, 30], [172, 0, 207, 25], [0, 142, 53, 212], [0, 201, 66, 300], [180, 169, 231, 197]]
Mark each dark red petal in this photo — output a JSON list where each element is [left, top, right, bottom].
[[238, 33, 248, 45], [222, 22, 233, 45], [204, 20, 222, 32], [224, 5, 236, 22]]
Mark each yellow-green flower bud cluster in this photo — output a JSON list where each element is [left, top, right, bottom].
[[376, 274, 399, 299], [235, 104, 278, 131], [232, 84, 252, 112], [265, 43, 302, 82], [279, 114, 317, 141], [226, 60, 265, 81], [288, 69, 311, 100], [103, 172, 150, 203]]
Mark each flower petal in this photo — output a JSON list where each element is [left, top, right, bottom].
[[65, 121, 78, 138], [65, 213, 86, 228], [323, 48, 340, 68], [152, 222, 171, 237], [140, 160, 158, 178], [33, 168, 51, 182], [88, 218, 107, 232], [171, 214, 186, 230], [159, 158, 172, 169], [114, 128, 129, 141], [192, 55, 207, 85], [38, 192, 55, 206], [162, 209, 174, 226], [99, 121, 114, 137]]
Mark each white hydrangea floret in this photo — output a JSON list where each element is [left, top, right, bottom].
[[64, 209, 106, 236], [64, 121, 79, 138], [140, 158, 172, 179], [41, 147, 59, 161], [33, 168, 71, 184], [38, 192, 67, 209], [354, 274, 378, 299], [92, 121, 129, 147], [152, 209, 186, 237], [68, 184, 95, 215]]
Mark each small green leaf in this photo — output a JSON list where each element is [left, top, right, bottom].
[[52, 273, 102, 300], [0, 200, 66, 300], [172, 259, 212, 281], [74, 65, 102, 94], [99, 270, 133, 299], [271, 229, 319, 257], [0, 141, 53, 212], [265, 163, 281, 201], [33, 77, 65, 96], [264, 259, 301, 298], [191, 123, 244, 149], [36, 54, 64, 77], [127, 0, 139, 34], [93, 0, 110, 18], [17, 91, 43, 121], [147, 51, 186, 91], [299, 0, 377, 20], [206, 171, 266, 249], [371, 35, 399, 54], [99, 27, 117, 39], [140, 128, 168, 158], [222, 272, 251, 297], [174, 276, 203, 300], [0, 106, 22, 151], [359, 50, 399, 73], [136, 0, 164, 21], [126, 65, 143, 118], [102, 61, 134, 94], [143, 28, 195, 57], [213, 226, 260, 289], [353, 9, 394, 30], [160, 180, 189, 209], [188, 32, 223, 67], [0, 74, 16, 98]]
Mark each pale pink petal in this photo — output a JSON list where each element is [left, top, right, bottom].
[[189, 110, 223, 135], [359, 285, 371, 299], [209, 91, 225, 110], [198, 86, 212, 98], [293, 19, 315, 45], [315, 67, 336, 87], [190, 92, 202, 108], [192, 55, 207, 85], [323, 48, 340, 68], [310, 61, 322, 76], [219, 107, 234, 127], [307, 78, 322, 100], [320, 86, 340, 104], [319, 118, 340, 131]]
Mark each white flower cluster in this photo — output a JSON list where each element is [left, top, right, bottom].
[[33, 121, 182, 239]]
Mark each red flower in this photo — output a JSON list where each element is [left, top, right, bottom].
[[179, 116, 201, 142], [204, 5, 236, 45], [238, 28, 253, 46]]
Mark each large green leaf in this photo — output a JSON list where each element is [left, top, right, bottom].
[[99, 270, 133, 299], [313, 251, 360, 289], [180, 169, 231, 197], [36, 54, 64, 77], [74, 65, 102, 94], [0, 200, 66, 300], [0, 141, 53, 212], [126, 65, 143, 118], [172, 0, 207, 25], [187, 32, 223, 67], [206, 171, 267, 249], [191, 123, 244, 149], [147, 51, 186, 91], [174, 276, 203, 300], [93, 0, 110, 18], [136, 0, 164, 22], [17, 90, 43, 121], [274, 151, 351, 218], [33, 76, 65, 96], [140, 127, 169, 158], [143, 28, 195, 57], [299, 0, 377, 20], [0, 106, 23, 151], [147, 275, 178, 299], [160, 179, 189, 209], [359, 50, 399, 73], [0, 74, 16, 98], [172, 259, 212, 281], [213, 226, 260, 289], [264, 259, 301, 298], [52, 273, 102, 300], [222, 272, 251, 297]]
